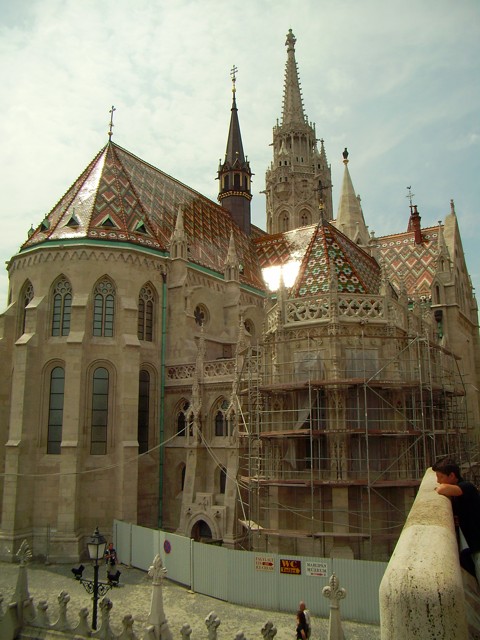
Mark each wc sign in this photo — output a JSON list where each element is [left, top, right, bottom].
[[280, 559, 301, 575]]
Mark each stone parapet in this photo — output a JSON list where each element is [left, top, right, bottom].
[[379, 467, 468, 640]]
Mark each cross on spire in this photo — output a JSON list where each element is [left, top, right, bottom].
[[108, 105, 116, 140], [406, 186, 415, 207], [230, 65, 238, 93]]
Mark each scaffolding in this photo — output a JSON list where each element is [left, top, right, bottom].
[[236, 329, 473, 560]]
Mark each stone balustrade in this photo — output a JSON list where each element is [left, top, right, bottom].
[[265, 293, 412, 334], [379, 468, 468, 640], [0, 549, 348, 640]]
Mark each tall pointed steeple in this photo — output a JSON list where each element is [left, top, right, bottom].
[[264, 29, 333, 234], [335, 148, 369, 246], [282, 29, 306, 127], [217, 66, 252, 236]]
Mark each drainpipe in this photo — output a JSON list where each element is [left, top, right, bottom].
[[158, 271, 167, 528]]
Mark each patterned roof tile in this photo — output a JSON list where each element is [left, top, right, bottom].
[[22, 142, 266, 291]]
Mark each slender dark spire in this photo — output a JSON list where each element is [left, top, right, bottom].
[[217, 66, 253, 236], [224, 65, 245, 165]]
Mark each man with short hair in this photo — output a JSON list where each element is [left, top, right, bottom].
[[433, 458, 480, 582], [299, 601, 311, 638]]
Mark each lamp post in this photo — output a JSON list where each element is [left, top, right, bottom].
[[78, 526, 113, 630]]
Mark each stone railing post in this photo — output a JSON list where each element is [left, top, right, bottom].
[[379, 468, 468, 639]]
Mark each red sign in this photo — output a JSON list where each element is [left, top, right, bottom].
[[280, 559, 301, 575]]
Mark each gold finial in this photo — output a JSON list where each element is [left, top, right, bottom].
[[108, 105, 116, 139], [230, 65, 238, 94]]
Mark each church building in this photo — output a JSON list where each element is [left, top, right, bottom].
[[1, 30, 479, 562]]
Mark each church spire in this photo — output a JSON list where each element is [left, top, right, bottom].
[[282, 29, 306, 127], [264, 30, 333, 233], [336, 148, 369, 246], [217, 66, 253, 236]]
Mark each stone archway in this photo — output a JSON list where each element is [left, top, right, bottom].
[[190, 519, 213, 542]]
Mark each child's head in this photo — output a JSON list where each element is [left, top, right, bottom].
[[432, 458, 462, 484]]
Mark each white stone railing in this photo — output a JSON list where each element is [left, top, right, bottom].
[[266, 293, 409, 331], [285, 296, 331, 323], [379, 468, 468, 639], [167, 359, 236, 382], [167, 363, 196, 380], [204, 359, 235, 377], [285, 293, 389, 324]]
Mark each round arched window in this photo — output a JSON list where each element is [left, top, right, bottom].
[[194, 304, 209, 327]]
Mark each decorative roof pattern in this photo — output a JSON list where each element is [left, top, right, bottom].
[[292, 221, 381, 297], [255, 221, 381, 297], [22, 142, 265, 290], [254, 226, 316, 268], [376, 227, 439, 297]]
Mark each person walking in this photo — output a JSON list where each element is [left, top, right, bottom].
[[295, 610, 308, 640], [104, 542, 118, 568], [299, 602, 311, 638]]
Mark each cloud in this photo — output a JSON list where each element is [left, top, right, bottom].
[[0, 0, 479, 305]]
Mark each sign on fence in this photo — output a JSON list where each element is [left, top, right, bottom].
[[306, 561, 328, 577], [280, 559, 301, 575], [255, 555, 275, 572]]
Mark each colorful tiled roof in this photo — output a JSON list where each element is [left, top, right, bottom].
[[376, 226, 439, 297], [22, 142, 266, 291], [254, 226, 316, 268], [292, 221, 381, 297], [255, 220, 381, 297]]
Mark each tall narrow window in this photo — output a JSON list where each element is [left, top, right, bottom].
[[52, 278, 72, 336], [214, 399, 230, 436], [219, 465, 227, 494], [138, 284, 155, 341], [93, 278, 115, 337], [47, 367, 65, 454], [20, 281, 34, 335], [138, 370, 150, 453], [91, 367, 109, 454], [180, 464, 186, 491], [176, 401, 190, 436]]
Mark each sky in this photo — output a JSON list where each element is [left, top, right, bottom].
[[0, 0, 479, 309]]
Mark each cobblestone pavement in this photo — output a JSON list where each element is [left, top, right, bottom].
[[0, 561, 380, 639]]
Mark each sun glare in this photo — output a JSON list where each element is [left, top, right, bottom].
[[262, 260, 301, 291]]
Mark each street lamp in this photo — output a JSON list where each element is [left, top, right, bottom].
[[77, 526, 113, 630]]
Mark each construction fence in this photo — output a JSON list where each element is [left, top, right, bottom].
[[114, 520, 386, 625]]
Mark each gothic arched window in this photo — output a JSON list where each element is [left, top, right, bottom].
[[176, 400, 190, 436], [138, 283, 155, 341], [51, 277, 72, 336], [91, 367, 109, 455], [137, 370, 150, 453], [300, 210, 310, 227], [194, 304, 209, 327], [180, 463, 186, 491], [93, 278, 115, 337], [219, 465, 227, 494], [20, 280, 34, 335], [47, 366, 65, 454], [214, 399, 230, 437]]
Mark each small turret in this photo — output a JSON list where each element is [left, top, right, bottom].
[[217, 66, 252, 236], [335, 149, 369, 246]]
